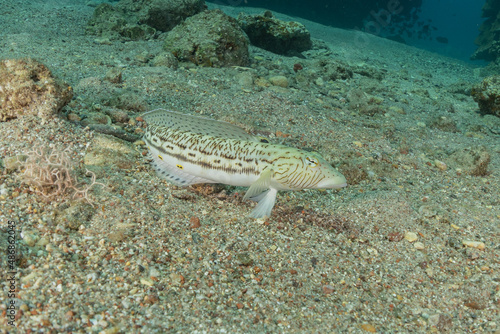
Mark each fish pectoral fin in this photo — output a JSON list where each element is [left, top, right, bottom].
[[243, 169, 272, 201], [248, 188, 278, 219], [243, 170, 277, 218]]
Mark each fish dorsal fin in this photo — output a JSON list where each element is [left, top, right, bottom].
[[142, 108, 260, 141]]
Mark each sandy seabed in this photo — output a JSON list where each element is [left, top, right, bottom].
[[0, 0, 499, 333]]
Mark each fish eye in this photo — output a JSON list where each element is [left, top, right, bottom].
[[305, 156, 319, 168], [258, 137, 269, 143]]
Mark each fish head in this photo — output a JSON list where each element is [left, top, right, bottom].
[[272, 151, 347, 190]]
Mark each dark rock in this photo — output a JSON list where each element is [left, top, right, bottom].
[[471, 76, 500, 117], [237, 11, 312, 55], [86, 0, 204, 41], [119, 0, 205, 32], [236, 252, 254, 266], [164, 9, 249, 67]]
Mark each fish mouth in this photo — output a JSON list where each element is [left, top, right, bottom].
[[315, 179, 347, 189], [332, 182, 347, 189]]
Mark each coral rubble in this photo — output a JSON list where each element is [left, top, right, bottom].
[[471, 76, 500, 117], [0, 58, 72, 121]]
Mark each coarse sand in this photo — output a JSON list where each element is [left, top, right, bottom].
[[0, 0, 498, 333]]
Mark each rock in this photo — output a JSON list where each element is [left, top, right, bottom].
[[360, 323, 377, 332], [36, 237, 49, 247], [152, 52, 179, 68], [84, 134, 141, 169], [164, 9, 249, 67], [86, 4, 146, 41], [404, 232, 418, 242], [23, 232, 39, 247], [237, 11, 312, 55], [236, 252, 253, 266], [434, 160, 447, 171], [0, 58, 72, 121], [268, 75, 288, 88], [117, 0, 205, 32], [471, 76, 500, 117], [189, 217, 201, 229], [317, 59, 353, 81], [86, 0, 204, 41], [414, 242, 425, 250], [322, 285, 334, 294], [463, 240, 486, 250], [105, 108, 130, 124], [448, 146, 491, 176]]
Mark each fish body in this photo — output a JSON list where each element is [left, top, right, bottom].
[[142, 109, 347, 218]]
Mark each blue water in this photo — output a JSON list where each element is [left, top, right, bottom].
[[210, 0, 486, 63], [405, 0, 485, 63]]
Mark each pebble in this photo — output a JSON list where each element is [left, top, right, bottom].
[[236, 252, 253, 266], [414, 242, 425, 250], [23, 233, 39, 247], [268, 75, 288, 88], [36, 237, 49, 247], [404, 232, 418, 242], [45, 243, 55, 253], [360, 323, 377, 332], [323, 285, 334, 294], [169, 273, 184, 286], [434, 160, 447, 171], [67, 113, 81, 122], [140, 278, 154, 287], [190, 216, 201, 229], [353, 141, 363, 148], [463, 240, 485, 250]]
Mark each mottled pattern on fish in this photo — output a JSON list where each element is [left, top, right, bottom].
[[142, 109, 347, 218]]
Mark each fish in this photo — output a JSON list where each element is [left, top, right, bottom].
[[141, 108, 347, 218]]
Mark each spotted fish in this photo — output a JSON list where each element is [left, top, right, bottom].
[[142, 109, 347, 218]]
